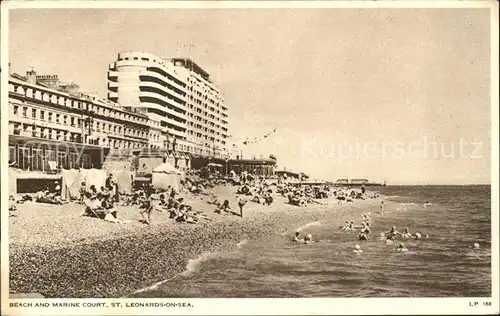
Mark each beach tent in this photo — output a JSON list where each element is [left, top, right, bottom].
[[152, 162, 182, 191], [61, 169, 106, 201], [207, 163, 223, 168], [111, 171, 133, 195], [9, 169, 18, 195], [176, 153, 187, 170], [164, 152, 176, 166]]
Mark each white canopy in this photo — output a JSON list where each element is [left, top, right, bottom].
[[207, 163, 223, 168], [152, 162, 182, 174]]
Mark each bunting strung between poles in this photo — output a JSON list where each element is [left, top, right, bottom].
[[234, 128, 277, 146]]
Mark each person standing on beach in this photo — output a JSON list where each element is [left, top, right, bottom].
[[378, 201, 385, 214], [106, 173, 119, 202], [238, 197, 247, 218]]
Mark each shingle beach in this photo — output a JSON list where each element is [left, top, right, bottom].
[[9, 186, 385, 298]]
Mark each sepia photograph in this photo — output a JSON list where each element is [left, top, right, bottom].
[[1, 1, 498, 315]]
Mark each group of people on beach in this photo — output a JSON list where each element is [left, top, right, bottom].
[[130, 183, 214, 225], [209, 195, 248, 218], [12, 180, 66, 205], [81, 174, 124, 222], [236, 176, 275, 206]]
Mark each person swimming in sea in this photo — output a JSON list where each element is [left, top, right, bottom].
[[358, 231, 368, 241], [340, 221, 350, 231], [353, 244, 363, 254], [358, 222, 371, 240], [385, 233, 396, 244], [293, 231, 304, 242], [304, 234, 313, 244], [395, 243, 408, 252], [362, 222, 371, 233], [341, 221, 355, 231], [401, 227, 414, 239], [413, 232, 422, 240], [348, 221, 356, 231], [423, 201, 431, 208], [385, 226, 401, 239], [472, 242, 480, 250]]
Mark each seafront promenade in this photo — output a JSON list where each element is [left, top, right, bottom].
[[9, 184, 387, 298]]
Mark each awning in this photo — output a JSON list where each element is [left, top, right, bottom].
[[207, 163, 223, 168], [164, 151, 175, 158]]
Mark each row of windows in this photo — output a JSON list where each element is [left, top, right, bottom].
[[187, 101, 227, 122], [187, 122, 221, 135], [186, 87, 223, 103], [187, 130, 212, 141], [187, 77, 222, 100], [13, 104, 82, 128], [12, 103, 150, 139], [118, 56, 152, 62], [10, 83, 149, 125], [186, 105, 227, 127], [94, 137, 147, 149], [11, 122, 82, 142], [149, 132, 161, 142], [187, 94, 225, 114], [9, 121, 148, 149], [186, 113, 224, 130]]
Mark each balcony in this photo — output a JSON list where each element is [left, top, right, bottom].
[[139, 92, 186, 114], [139, 80, 186, 101], [108, 92, 119, 100], [139, 102, 187, 128], [108, 81, 119, 92], [107, 71, 119, 82], [140, 70, 186, 92]]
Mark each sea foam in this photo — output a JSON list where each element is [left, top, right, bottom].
[[236, 239, 248, 248], [296, 221, 321, 232], [130, 252, 217, 295], [181, 252, 217, 276]]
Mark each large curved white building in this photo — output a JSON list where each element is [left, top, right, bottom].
[[108, 52, 229, 158]]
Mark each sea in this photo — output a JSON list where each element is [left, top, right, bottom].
[[134, 185, 492, 297]]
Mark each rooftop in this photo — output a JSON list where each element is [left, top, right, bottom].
[[9, 71, 147, 117], [170, 58, 211, 82]]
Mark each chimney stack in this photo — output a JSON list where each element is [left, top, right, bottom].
[[26, 68, 37, 84]]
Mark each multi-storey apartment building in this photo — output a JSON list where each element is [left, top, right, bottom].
[[171, 58, 229, 159], [107, 52, 229, 160], [8, 68, 151, 171]]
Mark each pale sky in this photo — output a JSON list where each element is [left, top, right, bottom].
[[8, 8, 492, 184]]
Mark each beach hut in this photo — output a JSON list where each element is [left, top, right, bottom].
[[152, 162, 182, 191], [9, 169, 18, 195], [61, 168, 107, 201]]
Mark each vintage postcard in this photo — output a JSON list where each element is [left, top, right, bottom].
[[1, 0, 498, 315]]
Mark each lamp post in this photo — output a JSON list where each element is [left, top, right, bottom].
[[164, 130, 170, 150]]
